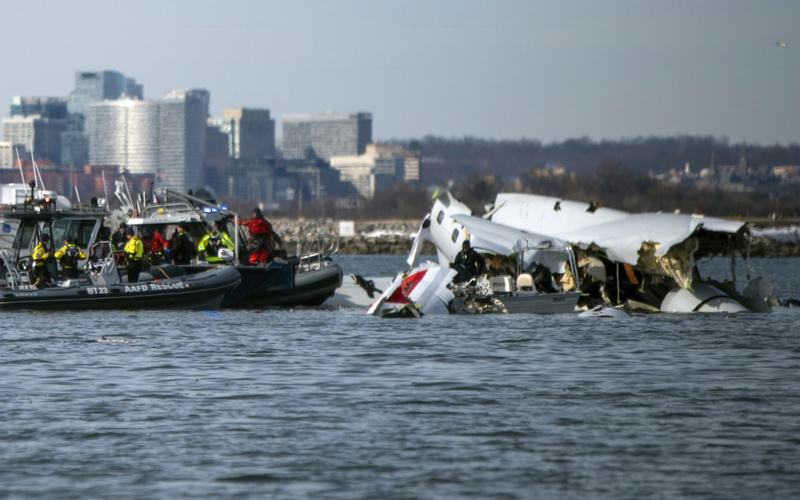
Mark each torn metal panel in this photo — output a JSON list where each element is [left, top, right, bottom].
[[488, 193, 748, 288], [450, 213, 570, 275], [367, 261, 456, 317], [426, 191, 571, 275]]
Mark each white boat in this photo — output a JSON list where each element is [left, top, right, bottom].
[[323, 274, 394, 309], [486, 275, 581, 314]]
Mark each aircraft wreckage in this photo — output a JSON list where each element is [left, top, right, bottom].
[[367, 190, 772, 317]]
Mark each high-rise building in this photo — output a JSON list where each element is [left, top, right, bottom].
[[10, 96, 68, 119], [5, 97, 69, 166], [88, 99, 160, 175], [365, 143, 421, 183], [0, 141, 18, 169], [282, 112, 372, 161], [223, 108, 276, 160], [1, 116, 35, 153], [63, 70, 143, 167], [61, 114, 89, 167], [1, 115, 65, 165], [159, 89, 209, 193], [205, 120, 231, 169], [68, 71, 131, 116], [329, 153, 404, 199]]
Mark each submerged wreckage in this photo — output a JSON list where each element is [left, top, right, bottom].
[[368, 190, 772, 317]]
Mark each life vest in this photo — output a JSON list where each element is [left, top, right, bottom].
[[199, 231, 234, 262], [57, 244, 83, 269], [124, 236, 144, 260], [32, 242, 49, 266], [207, 234, 221, 255]]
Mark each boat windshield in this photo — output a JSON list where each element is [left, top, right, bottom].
[[13, 218, 101, 251], [12, 221, 37, 250]]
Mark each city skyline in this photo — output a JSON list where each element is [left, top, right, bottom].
[[0, 0, 798, 146]]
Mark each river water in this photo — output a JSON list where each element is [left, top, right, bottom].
[[1, 256, 798, 499]]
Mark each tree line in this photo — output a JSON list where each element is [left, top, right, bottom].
[[406, 135, 798, 184], [229, 135, 800, 221]]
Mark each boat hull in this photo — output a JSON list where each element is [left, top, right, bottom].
[[0, 267, 241, 311], [183, 260, 343, 308], [236, 262, 343, 308], [494, 292, 581, 314]]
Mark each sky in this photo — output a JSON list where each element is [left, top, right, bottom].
[[0, 0, 797, 145]]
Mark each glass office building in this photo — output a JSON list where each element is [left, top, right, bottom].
[[88, 100, 160, 175], [282, 112, 372, 161], [159, 89, 209, 193]]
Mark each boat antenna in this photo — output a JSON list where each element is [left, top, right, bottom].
[[122, 174, 134, 209], [102, 170, 109, 208], [14, 146, 25, 185], [29, 139, 46, 193], [147, 179, 154, 207]]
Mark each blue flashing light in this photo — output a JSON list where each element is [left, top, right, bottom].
[[202, 207, 218, 213]]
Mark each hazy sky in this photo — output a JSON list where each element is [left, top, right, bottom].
[[1, 0, 797, 145]]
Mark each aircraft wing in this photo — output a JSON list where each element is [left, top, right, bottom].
[[560, 213, 746, 265]]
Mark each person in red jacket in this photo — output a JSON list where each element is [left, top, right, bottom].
[[141, 227, 166, 254], [240, 207, 271, 264], [141, 227, 167, 266]]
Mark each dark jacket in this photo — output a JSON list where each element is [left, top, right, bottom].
[[111, 231, 127, 252], [170, 229, 195, 265], [453, 247, 485, 281]]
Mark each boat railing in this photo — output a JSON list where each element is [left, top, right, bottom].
[[84, 242, 122, 286], [296, 232, 339, 273], [140, 202, 202, 221], [0, 249, 32, 289]]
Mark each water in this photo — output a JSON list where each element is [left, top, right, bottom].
[[1, 257, 798, 499]]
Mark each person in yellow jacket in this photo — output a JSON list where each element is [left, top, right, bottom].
[[197, 221, 235, 263], [32, 233, 53, 288], [124, 227, 144, 283], [54, 235, 87, 278]]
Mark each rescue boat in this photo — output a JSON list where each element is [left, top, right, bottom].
[[121, 190, 342, 308], [0, 250, 241, 310]]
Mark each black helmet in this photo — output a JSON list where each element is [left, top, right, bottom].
[[141, 227, 151, 237], [41, 233, 50, 242], [253, 207, 262, 215], [65, 235, 74, 244], [125, 227, 135, 236], [119, 222, 127, 229]]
